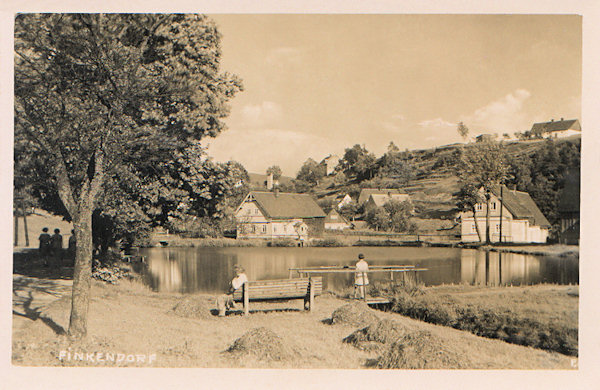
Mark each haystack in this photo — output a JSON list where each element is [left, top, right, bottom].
[[171, 296, 215, 319], [377, 330, 465, 369], [331, 301, 380, 327], [225, 327, 296, 361], [344, 319, 408, 351]]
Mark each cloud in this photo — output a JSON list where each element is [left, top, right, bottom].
[[418, 118, 455, 128], [462, 89, 532, 133], [240, 101, 283, 128]]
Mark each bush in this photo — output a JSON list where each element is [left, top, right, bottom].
[[311, 238, 344, 247], [267, 238, 297, 247]]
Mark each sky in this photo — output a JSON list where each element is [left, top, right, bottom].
[[203, 14, 582, 177]]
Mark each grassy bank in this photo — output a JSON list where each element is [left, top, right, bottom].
[[372, 283, 578, 356], [13, 271, 575, 368]]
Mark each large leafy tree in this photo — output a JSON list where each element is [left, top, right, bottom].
[[337, 144, 378, 181], [14, 14, 242, 339], [455, 140, 510, 244]]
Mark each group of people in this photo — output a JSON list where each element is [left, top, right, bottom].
[[38, 227, 76, 268], [216, 253, 370, 317]]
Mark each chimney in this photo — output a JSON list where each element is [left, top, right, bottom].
[[560, 117, 564, 121], [266, 173, 273, 190], [550, 118, 554, 122], [274, 188, 279, 197]]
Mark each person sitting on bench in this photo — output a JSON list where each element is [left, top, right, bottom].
[[216, 265, 248, 317]]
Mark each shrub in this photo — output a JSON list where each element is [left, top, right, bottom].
[[311, 238, 344, 247], [267, 238, 297, 247]]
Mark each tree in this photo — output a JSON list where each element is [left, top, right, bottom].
[[338, 144, 378, 181], [457, 122, 469, 141], [454, 183, 484, 242], [455, 140, 510, 244], [365, 200, 415, 232], [14, 14, 242, 339], [296, 158, 325, 185], [266, 165, 282, 181]]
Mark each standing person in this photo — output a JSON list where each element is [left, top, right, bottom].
[[68, 229, 76, 266], [38, 227, 52, 266], [216, 265, 248, 317], [354, 253, 369, 299], [50, 228, 63, 269]]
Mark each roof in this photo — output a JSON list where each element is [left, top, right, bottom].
[[358, 188, 407, 205], [246, 191, 326, 219], [367, 193, 411, 208], [324, 209, 350, 225], [530, 119, 581, 134], [558, 170, 580, 213], [489, 185, 551, 228]]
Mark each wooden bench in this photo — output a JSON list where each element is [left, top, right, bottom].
[[233, 277, 322, 315]]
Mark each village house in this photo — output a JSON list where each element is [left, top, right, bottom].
[[336, 194, 353, 209], [235, 190, 326, 239], [460, 185, 550, 243], [320, 154, 340, 176], [530, 118, 581, 139], [362, 192, 411, 213], [557, 170, 580, 245], [324, 208, 351, 230], [475, 134, 497, 143], [357, 188, 409, 206]]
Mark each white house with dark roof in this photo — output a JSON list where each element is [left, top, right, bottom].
[[460, 185, 550, 243], [530, 118, 581, 139], [235, 190, 326, 239]]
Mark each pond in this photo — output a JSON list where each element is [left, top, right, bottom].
[[139, 246, 579, 294]]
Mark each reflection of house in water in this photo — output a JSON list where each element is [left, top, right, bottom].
[[147, 250, 183, 292], [460, 250, 541, 286]]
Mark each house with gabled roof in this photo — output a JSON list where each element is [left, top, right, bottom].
[[364, 193, 411, 213], [460, 185, 550, 243], [324, 208, 351, 231], [531, 118, 581, 139], [235, 190, 326, 239], [557, 170, 580, 245], [357, 188, 408, 206]]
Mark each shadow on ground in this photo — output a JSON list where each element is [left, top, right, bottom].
[[13, 249, 74, 280]]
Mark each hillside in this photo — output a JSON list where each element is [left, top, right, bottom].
[[307, 136, 581, 235]]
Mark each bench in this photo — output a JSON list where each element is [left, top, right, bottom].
[[233, 277, 322, 315]]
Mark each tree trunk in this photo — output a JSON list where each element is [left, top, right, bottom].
[[68, 201, 94, 340], [471, 207, 483, 242], [485, 193, 491, 244]]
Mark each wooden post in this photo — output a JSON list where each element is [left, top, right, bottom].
[[22, 202, 29, 247], [362, 272, 367, 302], [309, 277, 315, 311], [390, 271, 394, 281], [243, 283, 249, 316], [14, 212, 18, 246], [288, 269, 293, 279]]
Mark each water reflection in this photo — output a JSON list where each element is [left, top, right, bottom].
[[141, 247, 579, 294]]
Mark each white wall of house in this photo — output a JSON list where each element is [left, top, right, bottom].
[[548, 129, 581, 138], [337, 194, 353, 209]]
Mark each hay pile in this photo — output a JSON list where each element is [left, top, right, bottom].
[[331, 302, 380, 327], [343, 319, 408, 352], [225, 327, 297, 361], [377, 330, 465, 369], [171, 296, 215, 319]]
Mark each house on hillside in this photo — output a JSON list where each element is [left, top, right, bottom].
[[459, 185, 550, 243], [557, 170, 580, 245], [475, 134, 497, 143], [364, 193, 411, 213], [248, 172, 293, 190], [324, 208, 351, 231], [530, 118, 581, 139], [320, 154, 340, 176], [337, 194, 353, 209], [357, 188, 408, 206], [235, 190, 326, 239]]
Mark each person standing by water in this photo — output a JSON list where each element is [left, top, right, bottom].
[[216, 265, 248, 317], [50, 228, 63, 269], [354, 253, 369, 299], [38, 227, 52, 266]]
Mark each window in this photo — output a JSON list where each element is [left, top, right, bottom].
[[262, 225, 267, 233], [471, 224, 477, 233], [254, 208, 259, 215], [273, 225, 277, 233], [251, 225, 256, 233], [246, 208, 251, 215], [476, 204, 483, 211], [495, 224, 500, 233], [331, 215, 338, 220], [491, 202, 496, 210]]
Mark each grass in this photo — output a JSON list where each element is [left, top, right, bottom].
[[372, 282, 579, 356]]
